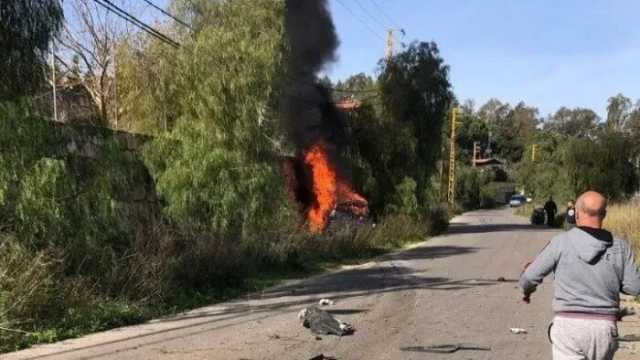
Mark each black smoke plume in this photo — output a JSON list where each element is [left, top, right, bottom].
[[283, 0, 347, 153]]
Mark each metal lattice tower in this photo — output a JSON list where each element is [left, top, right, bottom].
[[447, 108, 458, 205]]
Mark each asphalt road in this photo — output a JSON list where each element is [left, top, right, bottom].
[[4, 208, 638, 360]]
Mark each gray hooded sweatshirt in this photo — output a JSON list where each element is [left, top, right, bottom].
[[520, 227, 640, 315]]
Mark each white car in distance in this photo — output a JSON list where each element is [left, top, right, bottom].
[[509, 194, 527, 207]]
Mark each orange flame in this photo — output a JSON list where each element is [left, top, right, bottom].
[[304, 141, 337, 232], [303, 141, 369, 232]]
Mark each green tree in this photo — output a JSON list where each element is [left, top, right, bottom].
[[335, 73, 375, 92], [456, 112, 490, 163], [544, 107, 599, 138], [0, 0, 63, 99], [116, 33, 181, 133], [143, 0, 294, 242], [378, 41, 453, 207], [606, 94, 632, 132], [478, 98, 510, 125], [564, 130, 639, 200], [492, 102, 539, 163]]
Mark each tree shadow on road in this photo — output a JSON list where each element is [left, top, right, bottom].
[[444, 223, 558, 235]]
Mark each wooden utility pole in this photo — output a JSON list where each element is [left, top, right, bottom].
[[447, 108, 459, 206]]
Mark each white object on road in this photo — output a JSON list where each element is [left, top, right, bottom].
[[318, 299, 335, 306], [510, 328, 528, 334]]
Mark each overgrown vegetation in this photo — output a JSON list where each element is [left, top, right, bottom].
[[604, 200, 640, 254], [0, 0, 454, 352]]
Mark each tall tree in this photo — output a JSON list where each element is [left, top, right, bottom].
[[492, 102, 539, 163], [378, 41, 453, 206], [606, 93, 632, 132], [0, 0, 63, 100], [116, 31, 180, 133], [544, 107, 599, 138], [55, 0, 132, 127], [143, 0, 293, 238], [478, 98, 510, 125]]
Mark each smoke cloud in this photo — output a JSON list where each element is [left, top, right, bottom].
[[283, 0, 347, 153]]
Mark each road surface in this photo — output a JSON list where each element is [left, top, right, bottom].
[[4, 208, 639, 360]]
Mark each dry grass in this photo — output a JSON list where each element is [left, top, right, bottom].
[[604, 199, 640, 253]]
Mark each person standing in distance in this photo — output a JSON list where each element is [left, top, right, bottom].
[[565, 201, 576, 230], [544, 196, 558, 227]]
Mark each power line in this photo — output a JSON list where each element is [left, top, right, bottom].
[[97, 0, 180, 47], [334, 0, 385, 42], [140, 0, 193, 31], [367, 0, 401, 29], [92, 0, 180, 48], [352, 0, 388, 30]]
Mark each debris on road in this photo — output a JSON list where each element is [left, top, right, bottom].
[[510, 328, 528, 334], [298, 306, 354, 336], [401, 344, 491, 354], [308, 355, 336, 360], [318, 298, 335, 306], [618, 306, 636, 320]]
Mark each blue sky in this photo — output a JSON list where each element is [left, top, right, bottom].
[[326, 0, 640, 118]]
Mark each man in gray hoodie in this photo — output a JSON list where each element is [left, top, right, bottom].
[[520, 191, 640, 360]]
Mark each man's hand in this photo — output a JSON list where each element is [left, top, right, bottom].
[[520, 261, 536, 303], [522, 287, 535, 304]]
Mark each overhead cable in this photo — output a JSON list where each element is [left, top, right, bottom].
[[368, 0, 401, 29], [353, 0, 388, 30], [335, 0, 385, 41], [92, 0, 180, 48], [141, 0, 193, 31]]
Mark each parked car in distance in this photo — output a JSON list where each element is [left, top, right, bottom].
[[509, 194, 527, 207]]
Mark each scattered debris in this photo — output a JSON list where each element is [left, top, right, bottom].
[[268, 334, 281, 340], [315, 336, 323, 341], [308, 355, 336, 360], [318, 298, 335, 306], [510, 328, 528, 334], [298, 306, 355, 336], [618, 306, 636, 320], [401, 344, 491, 353]]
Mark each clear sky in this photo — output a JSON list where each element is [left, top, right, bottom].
[[326, 0, 640, 118]]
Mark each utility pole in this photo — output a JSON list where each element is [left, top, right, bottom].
[[531, 144, 538, 162], [385, 28, 405, 62], [51, 39, 58, 122], [385, 29, 394, 62], [447, 108, 459, 206], [472, 141, 480, 167]]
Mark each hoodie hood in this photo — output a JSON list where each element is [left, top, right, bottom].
[[569, 227, 613, 264]]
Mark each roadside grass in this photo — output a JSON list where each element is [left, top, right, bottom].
[[604, 199, 640, 254], [0, 212, 446, 353]]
